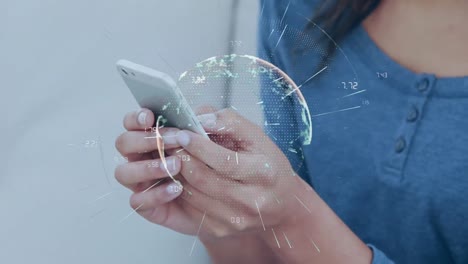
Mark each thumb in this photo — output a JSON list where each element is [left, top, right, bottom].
[[197, 108, 265, 143], [195, 104, 218, 115]]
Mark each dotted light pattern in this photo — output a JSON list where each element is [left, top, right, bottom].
[[164, 54, 312, 212], [179, 54, 312, 145]]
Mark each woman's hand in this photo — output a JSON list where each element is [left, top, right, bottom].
[[115, 107, 308, 239], [115, 108, 372, 264], [115, 108, 205, 235], [169, 108, 310, 239]]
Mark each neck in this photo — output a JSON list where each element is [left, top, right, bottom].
[[363, 0, 468, 77]]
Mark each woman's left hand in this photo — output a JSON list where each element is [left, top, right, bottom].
[[117, 108, 310, 241], [116, 108, 373, 264]]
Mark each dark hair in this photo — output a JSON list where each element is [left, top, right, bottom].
[[308, 0, 380, 66]]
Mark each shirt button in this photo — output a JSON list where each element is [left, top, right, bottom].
[[395, 137, 406, 153], [417, 78, 430, 92], [406, 106, 419, 122]]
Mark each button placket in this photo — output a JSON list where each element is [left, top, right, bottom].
[[382, 75, 435, 178]]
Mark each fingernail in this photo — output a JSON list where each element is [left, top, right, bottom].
[[137, 111, 147, 126], [164, 156, 180, 174], [166, 182, 183, 198], [197, 113, 217, 129], [176, 131, 191, 147], [162, 130, 178, 145]]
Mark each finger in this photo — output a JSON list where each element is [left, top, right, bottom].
[[126, 152, 153, 162], [114, 156, 181, 189], [115, 128, 181, 156], [204, 133, 238, 151], [195, 105, 218, 115], [171, 149, 273, 209], [175, 181, 253, 237], [166, 148, 224, 195], [123, 109, 155, 131], [130, 181, 183, 211], [175, 177, 242, 226], [130, 179, 166, 193], [174, 130, 264, 178], [136, 203, 201, 235], [132, 173, 252, 237], [197, 108, 265, 144], [140, 149, 171, 161], [136, 200, 229, 237]]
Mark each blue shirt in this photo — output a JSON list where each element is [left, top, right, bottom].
[[258, 0, 468, 263]]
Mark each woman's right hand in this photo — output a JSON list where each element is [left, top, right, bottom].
[[114, 108, 283, 264], [114, 109, 202, 235]]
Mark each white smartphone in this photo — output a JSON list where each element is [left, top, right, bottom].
[[116, 59, 207, 137]]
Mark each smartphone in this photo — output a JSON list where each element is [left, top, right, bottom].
[[116, 59, 207, 137]]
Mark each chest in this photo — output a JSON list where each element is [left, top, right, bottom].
[[297, 64, 468, 260]]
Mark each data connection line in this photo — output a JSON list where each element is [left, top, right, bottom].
[[255, 200, 266, 231], [189, 211, 207, 256], [312, 105, 361, 118]]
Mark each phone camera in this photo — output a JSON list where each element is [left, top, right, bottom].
[[121, 68, 129, 75]]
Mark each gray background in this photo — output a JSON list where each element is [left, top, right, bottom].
[[1, 0, 259, 263]]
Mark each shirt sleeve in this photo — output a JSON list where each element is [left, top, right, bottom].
[[368, 244, 395, 264]]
